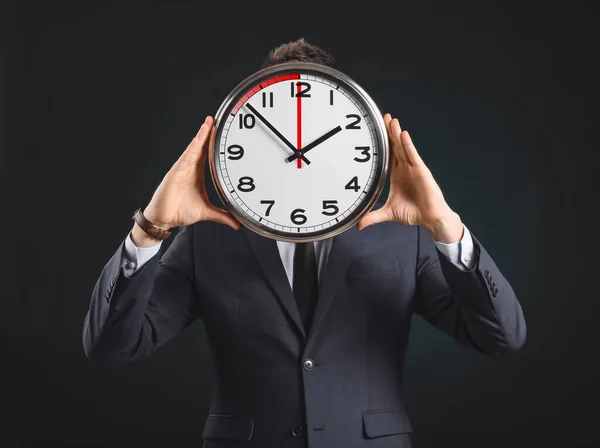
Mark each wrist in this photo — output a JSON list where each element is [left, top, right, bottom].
[[142, 205, 172, 230], [424, 211, 464, 244], [131, 206, 172, 243], [131, 223, 163, 247]]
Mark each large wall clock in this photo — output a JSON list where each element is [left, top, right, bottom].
[[209, 61, 389, 242]]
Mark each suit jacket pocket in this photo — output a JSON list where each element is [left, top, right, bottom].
[[362, 409, 413, 438], [203, 414, 254, 442]]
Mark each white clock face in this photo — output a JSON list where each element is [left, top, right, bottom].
[[213, 68, 386, 241]]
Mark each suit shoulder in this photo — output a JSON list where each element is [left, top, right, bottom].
[[189, 220, 245, 244], [360, 219, 417, 242]]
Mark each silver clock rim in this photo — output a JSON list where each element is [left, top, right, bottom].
[[209, 61, 389, 243]]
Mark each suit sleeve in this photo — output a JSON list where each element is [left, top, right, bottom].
[[412, 225, 526, 355], [434, 224, 476, 271], [82, 225, 200, 362], [122, 231, 162, 276]]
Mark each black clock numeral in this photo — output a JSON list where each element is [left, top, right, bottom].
[[227, 144, 244, 160], [329, 90, 334, 105], [262, 91, 273, 108], [237, 176, 255, 192], [345, 114, 361, 130], [238, 113, 256, 129], [353, 146, 371, 162], [291, 81, 311, 97], [345, 176, 361, 192], [260, 200, 275, 216], [322, 200, 339, 216], [291, 208, 307, 225]]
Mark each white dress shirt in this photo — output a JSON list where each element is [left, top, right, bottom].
[[121, 224, 476, 284]]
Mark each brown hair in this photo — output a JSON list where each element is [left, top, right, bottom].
[[260, 38, 334, 69]]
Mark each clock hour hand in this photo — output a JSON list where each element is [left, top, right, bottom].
[[245, 103, 311, 165], [286, 125, 343, 163]]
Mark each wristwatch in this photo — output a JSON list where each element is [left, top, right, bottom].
[[132, 207, 172, 240]]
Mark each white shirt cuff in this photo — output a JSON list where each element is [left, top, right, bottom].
[[122, 231, 162, 274], [434, 224, 476, 271]]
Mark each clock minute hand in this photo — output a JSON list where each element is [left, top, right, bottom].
[[286, 125, 343, 163], [244, 103, 311, 165]]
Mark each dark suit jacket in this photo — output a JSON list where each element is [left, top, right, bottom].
[[82, 209, 526, 448]]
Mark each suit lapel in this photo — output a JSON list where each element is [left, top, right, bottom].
[[308, 225, 362, 340], [243, 227, 306, 339], [243, 224, 363, 343]]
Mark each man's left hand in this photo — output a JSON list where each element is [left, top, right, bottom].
[[357, 113, 464, 244]]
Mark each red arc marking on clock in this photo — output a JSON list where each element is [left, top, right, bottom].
[[296, 82, 302, 169], [230, 74, 300, 114]]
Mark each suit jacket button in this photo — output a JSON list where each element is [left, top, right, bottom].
[[109, 277, 116, 287], [492, 289, 498, 298], [484, 270, 491, 280], [490, 280, 496, 288], [303, 359, 315, 371], [292, 425, 304, 437]]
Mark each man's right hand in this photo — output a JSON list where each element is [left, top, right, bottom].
[[131, 116, 240, 247]]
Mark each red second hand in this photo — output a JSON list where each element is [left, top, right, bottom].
[[296, 81, 302, 169]]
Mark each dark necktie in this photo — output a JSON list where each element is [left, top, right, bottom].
[[293, 242, 319, 334]]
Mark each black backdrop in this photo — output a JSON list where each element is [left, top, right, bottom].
[[3, 0, 598, 447]]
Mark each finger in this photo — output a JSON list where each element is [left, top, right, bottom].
[[356, 205, 392, 231], [390, 118, 411, 165], [387, 116, 405, 165], [181, 116, 214, 162], [197, 124, 216, 167], [401, 130, 424, 166], [383, 113, 392, 127], [383, 114, 394, 153], [209, 124, 217, 155], [195, 115, 214, 139], [206, 205, 241, 230], [384, 115, 402, 167]]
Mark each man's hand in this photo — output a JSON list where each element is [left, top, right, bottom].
[[135, 116, 240, 242], [357, 113, 464, 243]]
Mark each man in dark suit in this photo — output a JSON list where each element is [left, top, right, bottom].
[[82, 39, 526, 447]]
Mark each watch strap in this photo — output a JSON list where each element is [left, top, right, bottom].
[[132, 207, 172, 240]]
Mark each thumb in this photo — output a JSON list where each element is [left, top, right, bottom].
[[205, 205, 241, 231], [356, 206, 392, 231]]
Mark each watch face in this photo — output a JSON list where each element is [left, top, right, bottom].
[[210, 62, 388, 242]]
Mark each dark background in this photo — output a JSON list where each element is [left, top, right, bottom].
[[3, 0, 598, 446]]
